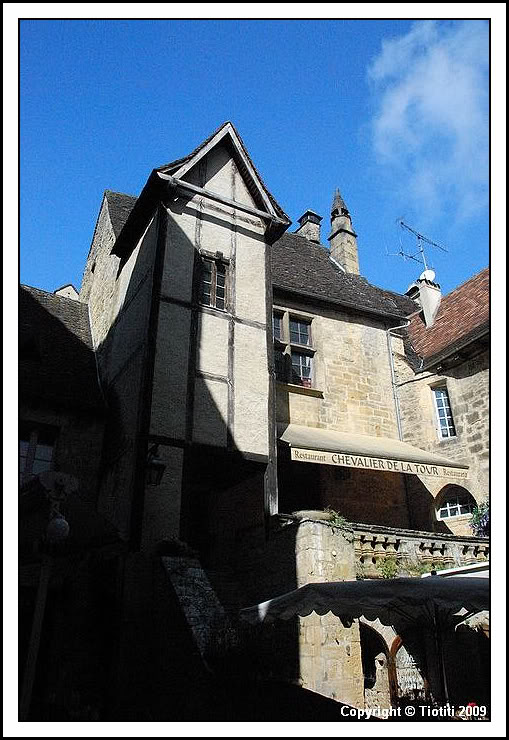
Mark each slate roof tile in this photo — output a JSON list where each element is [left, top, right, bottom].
[[271, 232, 416, 318], [19, 286, 105, 412], [104, 190, 138, 238]]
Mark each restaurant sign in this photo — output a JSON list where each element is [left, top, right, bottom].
[[290, 448, 468, 479]]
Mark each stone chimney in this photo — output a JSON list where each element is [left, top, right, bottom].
[[295, 210, 322, 243], [406, 272, 442, 328], [328, 189, 360, 274]]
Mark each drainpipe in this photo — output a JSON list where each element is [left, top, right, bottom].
[[386, 321, 411, 442], [386, 318, 415, 529]]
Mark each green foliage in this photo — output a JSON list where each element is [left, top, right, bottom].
[[405, 560, 448, 577], [376, 557, 400, 579], [470, 500, 490, 537], [355, 561, 366, 580], [404, 561, 430, 577], [324, 507, 348, 528]]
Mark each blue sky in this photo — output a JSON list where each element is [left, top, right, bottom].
[[19, 18, 491, 297]]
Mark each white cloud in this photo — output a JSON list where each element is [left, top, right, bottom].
[[368, 21, 489, 222]]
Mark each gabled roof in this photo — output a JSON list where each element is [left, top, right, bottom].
[[272, 232, 416, 319], [407, 267, 489, 365], [111, 123, 290, 258], [19, 286, 105, 412], [157, 121, 290, 223]]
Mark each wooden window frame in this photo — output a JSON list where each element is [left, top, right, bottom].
[[273, 310, 315, 388], [199, 255, 229, 311]]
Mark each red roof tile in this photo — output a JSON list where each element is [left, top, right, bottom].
[[407, 268, 489, 362]]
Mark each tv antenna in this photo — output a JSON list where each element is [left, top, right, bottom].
[[387, 220, 449, 273]]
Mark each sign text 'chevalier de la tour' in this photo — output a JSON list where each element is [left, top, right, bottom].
[[290, 448, 468, 479]]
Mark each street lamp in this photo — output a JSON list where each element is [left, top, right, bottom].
[[19, 472, 75, 721], [146, 444, 166, 486], [46, 512, 70, 543]]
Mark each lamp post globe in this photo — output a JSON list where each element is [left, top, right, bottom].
[[46, 514, 70, 544]]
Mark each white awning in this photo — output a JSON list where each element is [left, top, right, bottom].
[[455, 610, 490, 637], [240, 577, 488, 626], [278, 424, 468, 480]]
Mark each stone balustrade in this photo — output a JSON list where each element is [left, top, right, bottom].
[[234, 513, 489, 710], [351, 521, 489, 578], [263, 514, 489, 582]]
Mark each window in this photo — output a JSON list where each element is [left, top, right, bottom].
[[200, 257, 227, 310], [436, 488, 475, 519], [289, 318, 310, 346], [432, 386, 456, 439], [273, 310, 315, 387], [291, 351, 312, 387], [19, 423, 57, 486], [273, 313, 283, 341]]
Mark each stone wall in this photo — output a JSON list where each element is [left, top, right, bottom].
[[235, 513, 489, 710], [292, 518, 364, 706], [275, 301, 399, 438], [19, 402, 104, 505], [396, 348, 489, 535], [90, 212, 159, 539], [236, 515, 364, 708], [79, 197, 116, 306]]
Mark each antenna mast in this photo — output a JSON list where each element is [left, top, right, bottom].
[[394, 220, 448, 271]]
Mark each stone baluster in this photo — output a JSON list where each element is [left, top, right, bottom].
[[372, 537, 386, 565], [419, 541, 434, 566], [385, 537, 400, 560], [461, 544, 477, 565], [474, 544, 489, 561]]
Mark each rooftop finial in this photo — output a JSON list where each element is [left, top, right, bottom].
[[331, 188, 348, 216]]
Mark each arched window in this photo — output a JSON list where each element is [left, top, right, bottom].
[[435, 486, 476, 520]]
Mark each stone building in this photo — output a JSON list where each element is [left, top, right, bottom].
[[19, 122, 489, 720], [398, 268, 490, 537]]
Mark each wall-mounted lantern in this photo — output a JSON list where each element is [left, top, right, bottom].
[[146, 444, 166, 486]]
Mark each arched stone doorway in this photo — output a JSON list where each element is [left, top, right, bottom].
[[360, 623, 391, 710], [389, 634, 430, 706]]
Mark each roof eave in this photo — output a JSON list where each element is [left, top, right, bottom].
[[272, 284, 410, 323], [418, 322, 490, 371], [111, 170, 164, 258]]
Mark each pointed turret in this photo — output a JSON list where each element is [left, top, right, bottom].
[[331, 188, 348, 216], [328, 188, 360, 274]]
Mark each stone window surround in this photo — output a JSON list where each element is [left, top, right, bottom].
[[430, 382, 457, 441], [273, 306, 316, 389]]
